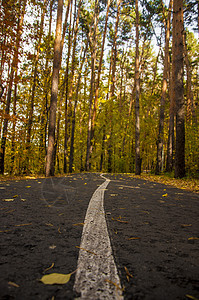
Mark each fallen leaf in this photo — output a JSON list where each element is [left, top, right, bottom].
[[124, 266, 133, 282], [188, 237, 199, 240], [49, 245, 56, 249], [112, 217, 128, 223], [186, 295, 199, 300], [46, 223, 54, 226], [104, 279, 124, 291], [73, 223, 84, 226], [76, 246, 97, 255], [8, 281, 19, 288], [0, 230, 11, 233], [26, 186, 31, 188], [15, 223, 32, 227], [40, 273, 71, 285], [181, 224, 192, 227], [3, 199, 14, 202], [162, 193, 168, 197], [43, 263, 55, 273], [127, 237, 140, 240], [13, 195, 18, 198], [110, 194, 118, 196], [58, 227, 61, 233]]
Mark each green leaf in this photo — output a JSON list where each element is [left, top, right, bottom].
[[40, 273, 71, 285]]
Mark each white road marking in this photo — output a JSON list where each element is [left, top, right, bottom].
[[74, 174, 123, 299]]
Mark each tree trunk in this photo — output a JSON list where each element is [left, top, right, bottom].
[[107, 0, 122, 173], [64, 0, 81, 173], [173, 0, 185, 178], [85, 0, 99, 171], [166, 54, 175, 172], [183, 30, 197, 124], [39, 0, 54, 174], [155, 0, 172, 174], [46, 0, 63, 177], [0, 1, 26, 174], [135, 0, 141, 175], [69, 43, 87, 173]]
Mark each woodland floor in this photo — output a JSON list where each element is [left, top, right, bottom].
[[0, 173, 198, 300]]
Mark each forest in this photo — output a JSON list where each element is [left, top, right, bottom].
[[0, 0, 198, 178]]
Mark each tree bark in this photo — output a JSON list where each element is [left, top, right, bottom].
[[26, 0, 47, 172], [155, 0, 172, 174], [0, 1, 26, 174], [85, 0, 99, 171], [69, 43, 88, 173], [46, 0, 63, 177], [173, 0, 185, 178], [135, 0, 141, 175]]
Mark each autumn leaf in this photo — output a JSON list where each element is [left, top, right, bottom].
[[8, 281, 19, 288], [73, 223, 84, 226], [3, 199, 14, 202], [188, 237, 199, 240], [26, 186, 31, 188], [124, 266, 133, 282], [104, 279, 124, 291], [76, 246, 97, 255], [186, 295, 199, 300], [162, 193, 168, 197], [127, 237, 140, 240], [40, 273, 71, 285], [43, 263, 54, 273]]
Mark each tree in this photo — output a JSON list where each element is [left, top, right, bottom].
[[173, 0, 185, 178], [45, 0, 63, 177], [134, 0, 141, 175], [155, 0, 172, 174]]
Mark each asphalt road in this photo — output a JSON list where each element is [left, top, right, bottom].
[[0, 173, 198, 300]]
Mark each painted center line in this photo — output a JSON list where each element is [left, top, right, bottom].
[[74, 174, 123, 299]]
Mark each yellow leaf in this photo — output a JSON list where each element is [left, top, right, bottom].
[[186, 295, 199, 300], [13, 195, 18, 198], [162, 193, 168, 197], [8, 281, 19, 288], [43, 263, 55, 273], [40, 273, 71, 285], [188, 237, 199, 240], [26, 186, 31, 188], [4, 199, 14, 202], [73, 223, 84, 226], [110, 194, 118, 196], [127, 237, 140, 240]]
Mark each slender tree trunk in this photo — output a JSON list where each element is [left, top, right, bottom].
[[26, 0, 47, 169], [134, 0, 141, 175], [91, 0, 111, 138], [107, 0, 122, 172], [39, 0, 54, 173], [156, 0, 172, 174], [46, 0, 63, 177], [183, 30, 197, 124], [166, 55, 175, 172], [0, 1, 26, 174], [69, 43, 87, 172], [64, 0, 81, 173], [173, 0, 185, 178], [85, 0, 99, 171]]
